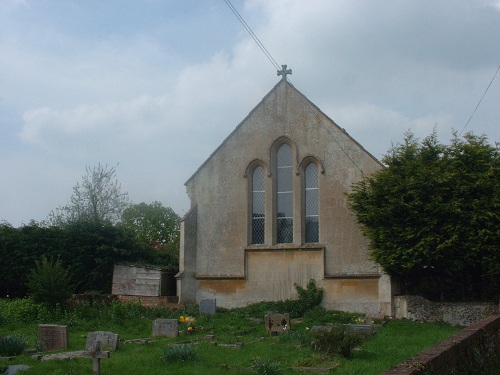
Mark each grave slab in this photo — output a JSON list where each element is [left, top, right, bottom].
[[38, 324, 68, 351], [86, 331, 119, 351], [264, 313, 290, 335], [199, 299, 216, 315], [151, 318, 178, 337]]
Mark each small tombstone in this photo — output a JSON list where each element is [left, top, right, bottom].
[[199, 299, 216, 315], [86, 331, 119, 351], [82, 341, 110, 375], [38, 324, 68, 351], [264, 313, 290, 336], [151, 318, 178, 337]]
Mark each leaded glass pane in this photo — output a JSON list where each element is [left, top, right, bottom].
[[305, 163, 319, 243], [277, 144, 292, 167], [305, 216, 319, 243], [276, 144, 293, 244], [277, 218, 293, 243], [277, 167, 293, 191], [252, 166, 265, 244], [305, 189, 318, 215], [252, 166, 265, 191], [305, 163, 318, 188], [277, 192, 293, 218], [253, 191, 264, 215], [252, 217, 265, 244]]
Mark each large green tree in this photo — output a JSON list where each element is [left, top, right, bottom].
[[48, 163, 130, 226], [120, 202, 180, 271], [348, 131, 499, 301]]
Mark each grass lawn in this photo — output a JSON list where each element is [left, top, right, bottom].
[[0, 299, 462, 375]]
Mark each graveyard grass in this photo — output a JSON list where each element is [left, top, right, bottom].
[[0, 299, 461, 375]]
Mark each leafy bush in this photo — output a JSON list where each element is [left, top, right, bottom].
[[162, 345, 197, 363], [229, 279, 324, 318], [0, 335, 29, 356], [252, 358, 282, 375], [27, 256, 73, 308], [311, 325, 365, 358], [303, 306, 364, 325], [278, 330, 310, 346]]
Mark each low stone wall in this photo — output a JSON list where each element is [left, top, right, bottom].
[[116, 295, 180, 308], [394, 295, 498, 326], [382, 314, 500, 375]]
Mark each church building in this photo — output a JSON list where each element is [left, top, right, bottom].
[[176, 67, 394, 317]]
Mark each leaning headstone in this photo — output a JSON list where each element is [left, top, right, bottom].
[[38, 324, 68, 351], [264, 313, 290, 336], [199, 299, 216, 315], [86, 331, 119, 351], [151, 318, 178, 337]]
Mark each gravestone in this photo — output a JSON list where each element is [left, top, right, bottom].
[[151, 318, 178, 337], [199, 299, 216, 315], [264, 313, 290, 335], [86, 331, 119, 351], [38, 324, 68, 351]]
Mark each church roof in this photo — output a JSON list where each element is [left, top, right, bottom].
[[184, 79, 382, 186]]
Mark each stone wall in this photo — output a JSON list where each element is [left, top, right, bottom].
[[394, 295, 498, 326], [382, 314, 500, 375]]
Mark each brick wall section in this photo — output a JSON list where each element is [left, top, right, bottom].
[[394, 295, 498, 326], [116, 295, 180, 308], [382, 314, 500, 375]]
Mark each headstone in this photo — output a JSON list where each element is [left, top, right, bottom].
[[5, 365, 30, 375], [151, 318, 178, 337], [264, 313, 290, 335], [199, 299, 216, 315], [38, 324, 68, 351], [86, 331, 119, 351]]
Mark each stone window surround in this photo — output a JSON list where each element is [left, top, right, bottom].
[[244, 136, 325, 247]]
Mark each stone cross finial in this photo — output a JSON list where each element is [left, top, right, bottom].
[[277, 64, 292, 81]]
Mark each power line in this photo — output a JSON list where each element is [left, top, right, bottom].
[[223, 0, 365, 174], [459, 63, 500, 137], [224, 0, 280, 71]]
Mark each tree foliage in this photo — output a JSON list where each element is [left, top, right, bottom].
[[0, 221, 163, 297], [120, 202, 180, 272], [27, 256, 73, 308], [120, 201, 180, 250], [48, 163, 130, 226], [348, 131, 499, 301]]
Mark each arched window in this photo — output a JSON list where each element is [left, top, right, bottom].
[[252, 166, 265, 244], [276, 144, 293, 243], [305, 162, 319, 243]]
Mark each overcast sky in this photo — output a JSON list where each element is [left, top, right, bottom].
[[1, 0, 499, 226]]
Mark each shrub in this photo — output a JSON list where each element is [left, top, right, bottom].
[[229, 279, 324, 318], [0, 335, 29, 356], [27, 256, 73, 309], [278, 330, 311, 346], [312, 325, 365, 358], [162, 345, 197, 363], [252, 358, 282, 375]]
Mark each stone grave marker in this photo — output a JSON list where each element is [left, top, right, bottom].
[[264, 313, 290, 336], [151, 318, 178, 337], [38, 324, 68, 351], [199, 298, 216, 315], [82, 341, 110, 375], [86, 331, 119, 351]]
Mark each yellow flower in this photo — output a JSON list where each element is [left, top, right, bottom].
[[187, 326, 193, 331], [179, 316, 185, 323]]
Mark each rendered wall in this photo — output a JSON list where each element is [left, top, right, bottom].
[[179, 80, 391, 315]]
